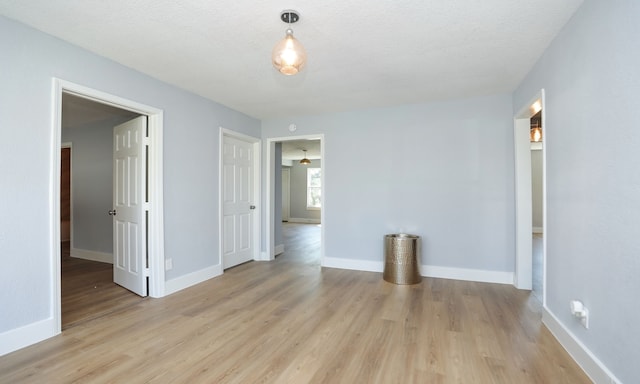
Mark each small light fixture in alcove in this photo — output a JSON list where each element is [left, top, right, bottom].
[[530, 110, 543, 142], [530, 122, 542, 142], [300, 150, 311, 165]]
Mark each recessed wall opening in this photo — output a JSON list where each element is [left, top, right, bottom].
[[529, 109, 544, 301], [514, 90, 546, 306]]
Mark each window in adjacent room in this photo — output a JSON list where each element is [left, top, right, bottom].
[[307, 167, 321, 209]]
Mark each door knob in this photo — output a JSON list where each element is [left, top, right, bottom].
[[250, 205, 256, 210], [108, 209, 117, 216]]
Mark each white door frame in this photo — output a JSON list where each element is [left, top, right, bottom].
[[219, 127, 262, 267], [265, 135, 325, 261], [513, 89, 546, 298], [281, 167, 290, 222], [51, 79, 165, 334]]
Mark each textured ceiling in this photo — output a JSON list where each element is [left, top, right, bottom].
[[281, 139, 321, 161], [0, 0, 583, 120]]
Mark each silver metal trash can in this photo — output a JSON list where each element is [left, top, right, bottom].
[[383, 234, 421, 285]]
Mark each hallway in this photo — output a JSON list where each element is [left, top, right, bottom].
[[279, 222, 321, 265]]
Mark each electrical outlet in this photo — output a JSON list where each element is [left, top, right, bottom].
[[165, 258, 173, 271], [570, 300, 589, 329], [581, 308, 589, 329]]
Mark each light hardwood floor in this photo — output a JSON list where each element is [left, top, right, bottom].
[[0, 224, 590, 383], [61, 241, 144, 329]]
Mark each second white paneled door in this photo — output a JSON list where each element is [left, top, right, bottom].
[[222, 135, 256, 269]]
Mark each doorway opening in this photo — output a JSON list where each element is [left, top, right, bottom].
[[514, 90, 546, 305], [530, 110, 544, 300], [51, 79, 165, 334], [60, 95, 144, 328], [266, 135, 324, 265]]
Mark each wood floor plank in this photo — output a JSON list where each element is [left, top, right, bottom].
[[60, 241, 145, 329], [0, 224, 592, 383]]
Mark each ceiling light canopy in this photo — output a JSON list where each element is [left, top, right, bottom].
[[272, 10, 307, 76], [300, 150, 311, 165]]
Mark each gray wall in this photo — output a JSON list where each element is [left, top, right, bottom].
[[262, 94, 514, 270], [62, 116, 135, 254], [531, 149, 543, 230], [514, 1, 640, 382], [289, 160, 322, 222], [0, 15, 260, 334]]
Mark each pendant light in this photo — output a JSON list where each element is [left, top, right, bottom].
[[300, 150, 311, 165], [272, 10, 307, 75]]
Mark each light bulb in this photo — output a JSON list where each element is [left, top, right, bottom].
[[272, 29, 307, 75]]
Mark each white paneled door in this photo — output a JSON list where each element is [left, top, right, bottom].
[[112, 116, 148, 296], [222, 135, 255, 269]]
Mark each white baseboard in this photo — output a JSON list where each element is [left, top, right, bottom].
[[0, 317, 57, 357], [533, 226, 544, 234], [164, 264, 223, 296], [321, 257, 513, 285], [542, 308, 620, 384], [322, 257, 383, 273], [287, 218, 321, 224], [422, 265, 514, 285], [274, 244, 285, 256], [71, 248, 113, 264]]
